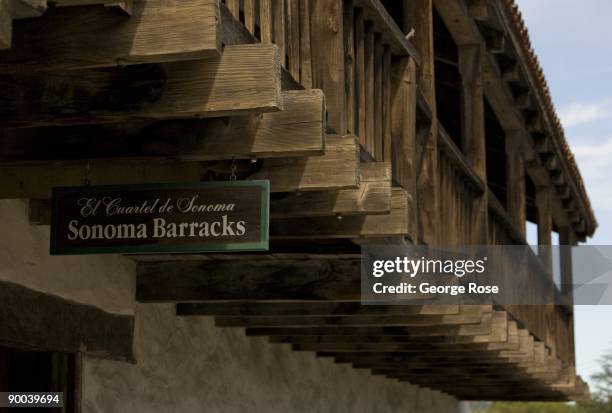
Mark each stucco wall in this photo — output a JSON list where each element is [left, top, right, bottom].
[[0, 199, 134, 314], [1, 199, 459, 412], [83, 304, 459, 413]]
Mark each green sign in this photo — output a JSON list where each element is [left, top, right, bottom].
[[50, 181, 269, 255]]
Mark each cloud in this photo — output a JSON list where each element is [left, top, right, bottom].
[[560, 101, 611, 128], [570, 137, 612, 211]]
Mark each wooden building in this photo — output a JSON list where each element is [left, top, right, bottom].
[[0, 0, 596, 410]]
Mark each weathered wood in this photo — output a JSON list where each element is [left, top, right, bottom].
[[226, 0, 239, 19], [244, 0, 255, 33], [287, 0, 300, 78], [537, 186, 553, 272], [1, 134, 356, 200], [0, 0, 220, 72], [137, 258, 363, 302], [260, 0, 273, 43], [458, 43, 488, 245], [310, 0, 346, 134], [0, 0, 10, 50], [373, 34, 383, 160], [354, 8, 366, 144], [178, 302, 458, 316], [343, 0, 355, 134], [352, 0, 420, 61], [0, 44, 282, 127], [270, 187, 410, 238], [0, 280, 134, 361], [6, 0, 46, 19], [273, 0, 285, 65], [364, 21, 375, 153], [249, 134, 359, 192], [391, 57, 418, 241], [270, 162, 391, 218], [506, 130, 526, 238], [382, 46, 392, 162], [298, 0, 312, 87], [0, 90, 324, 165]]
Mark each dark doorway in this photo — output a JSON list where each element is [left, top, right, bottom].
[[0, 346, 77, 413]]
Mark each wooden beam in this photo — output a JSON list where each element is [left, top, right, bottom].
[[136, 258, 364, 302], [249, 134, 359, 193], [0, 280, 134, 361], [1, 134, 357, 200], [0, 90, 324, 165], [178, 302, 459, 317], [270, 162, 391, 218], [270, 187, 410, 238], [0, 43, 282, 127], [7, 0, 47, 19], [0, 0, 219, 72]]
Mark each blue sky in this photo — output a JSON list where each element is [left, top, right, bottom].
[[515, 0, 612, 386]]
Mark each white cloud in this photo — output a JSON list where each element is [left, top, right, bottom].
[[570, 137, 612, 210], [560, 101, 611, 128]]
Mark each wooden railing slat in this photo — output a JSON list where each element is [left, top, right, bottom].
[[354, 8, 366, 145], [382, 45, 392, 162], [374, 34, 383, 160], [287, 0, 301, 78], [364, 21, 374, 155], [244, 0, 256, 33], [227, 0, 240, 19], [299, 0, 313, 87], [260, 0, 273, 43], [273, 0, 286, 67], [343, 0, 356, 135]]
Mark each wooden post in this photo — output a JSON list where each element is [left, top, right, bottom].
[[536, 186, 553, 273], [506, 130, 526, 239], [310, 0, 346, 134], [458, 43, 487, 245], [404, 0, 439, 245], [391, 57, 418, 242]]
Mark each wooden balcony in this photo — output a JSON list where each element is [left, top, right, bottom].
[[0, 0, 590, 403]]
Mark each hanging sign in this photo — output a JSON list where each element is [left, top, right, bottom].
[[50, 181, 269, 255]]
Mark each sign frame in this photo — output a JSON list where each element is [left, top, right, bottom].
[[50, 180, 270, 255]]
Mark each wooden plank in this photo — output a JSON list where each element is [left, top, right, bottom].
[[373, 34, 383, 160], [298, 0, 312, 87], [178, 302, 459, 316], [343, 0, 355, 134], [273, 0, 285, 66], [226, 0, 239, 19], [0, 280, 134, 361], [0, 0, 220, 73], [537, 186, 553, 272], [270, 187, 410, 238], [249, 134, 359, 192], [382, 46, 392, 162], [310, 0, 345, 134], [0, 0, 10, 50], [270, 162, 391, 218], [354, 8, 366, 144], [136, 258, 363, 302], [0, 135, 356, 200], [364, 21, 374, 153], [352, 0, 420, 62], [6, 0, 47, 19], [0, 89, 324, 165], [287, 0, 300, 78], [0, 43, 282, 127], [260, 0, 273, 43], [391, 57, 418, 241], [506, 130, 526, 238], [244, 0, 255, 33]]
